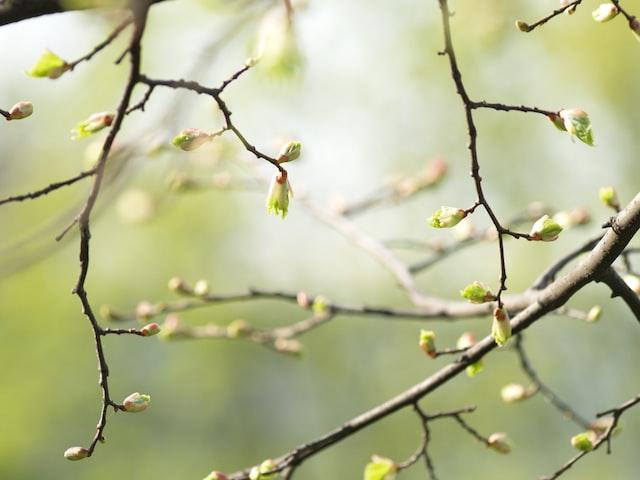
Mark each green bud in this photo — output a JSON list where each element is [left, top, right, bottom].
[[586, 305, 602, 323], [249, 459, 277, 480], [64, 446, 90, 461], [559, 109, 594, 146], [428, 206, 466, 228], [71, 112, 115, 140], [27, 50, 69, 79], [592, 3, 618, 22], [364, 455, 397, 480], [122, 392, 151, 412], [266, 170, 292, 219], [277, 140, 301, 163], [598, 186, 619, 208], [172, 128, 212, 151], [491, 308, 511, 347], [487, 433, 511, 454], [530, 215, 563, 242], [515, 20, 531, 32], [227, 319, 251, 338], [571, 432, 596, 451], [311, 295, 329, 315], [419, 330, 436, 358], [7, 101, 33, 120], [460, 281, 495, 304]]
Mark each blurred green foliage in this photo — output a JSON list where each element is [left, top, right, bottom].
[[0, 1, 639, 479]]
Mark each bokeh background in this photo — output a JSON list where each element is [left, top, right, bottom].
[[1, 0, 639, 478]]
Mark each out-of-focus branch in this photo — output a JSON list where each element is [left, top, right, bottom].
[[598, 266, 640, 322]]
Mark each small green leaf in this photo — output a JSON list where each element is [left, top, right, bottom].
[[27, 50, 69, 79], [364, 456, 397, 480]]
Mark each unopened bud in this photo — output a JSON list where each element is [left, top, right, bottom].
[[586, 305, 602, 322], [456, 332, 482, 376], [598, 186, 619, 208], [500, 383, 533, 403], [135, 301, 155, 319], [623, 274, 640, 294], [296, 291, 310, 308], [245, 57, 259, 68], [590, 417, 621, 436], [276, 140, 301, 163], [487, 432, 511, 454], [168, 276, 191, 294], [428, 206, 466, 228], [559, 109, 594, 146], [491, 307, 511, 347], [227, 319, 251, 338], [172, 128, 212, 151], [194, 280, 210, 297], [592, 3, 618, 22], [530, 215, 563, 241], [460, 281, 495, 304], [140, 322, 161, 337], [548, 112, 566, 131], [204, 472, 229, 480], [266, 170, 292, 218], [569, 207, 590, 225], [71, 112, 115, 140], [274, 337, 302, 355], [571, 431, 596, 451], [515, 20, 531, 32], [419, 330, 437, 358], [249, 459, 277, 480], [27, 50, 69, 79], [7, 101, 33, 120], [64, 446, 90, 461], [122, 392, 151, 413]]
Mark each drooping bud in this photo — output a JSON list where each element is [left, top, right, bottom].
[[194, 280, 210, 297], [456, 332, 483, 377], [491, 307, 511, 347], [364, 455, 398, 480], [122, 392, 151, 412], [598, 186, 619, 209], [571, 431, 596, 451], [460, 281, 496, 304], [265, 170, 292, 219], [64, 446, 90, 461], [586, 305, 602, 323], [140, 322, 161, 337], [623, 274, 640, 294], [419, 330, 437, 358], [559, 109, 594, 146], [249, 459, 278, 480], [487, 433, 511, 454], [71, 112, 115, 140], [27, 50, 69, 79], [276, 140, 301, 163], [530, 215, 563, 242], [7, 101, 33, 120], [428, 206, 466, 228], [592, 3, 618, 22], [515, 20, 531, 32], [548, 112, 566, 131], [204, 472, 229, 480], [171, 128, 212, 151], [500, 383, 533, 403]]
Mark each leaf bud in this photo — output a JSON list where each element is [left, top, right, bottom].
[[530, 215, 563, 241], [122, 392, 151, 413], [428, 206, 466, 228], [64, 446, 90, 461]]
